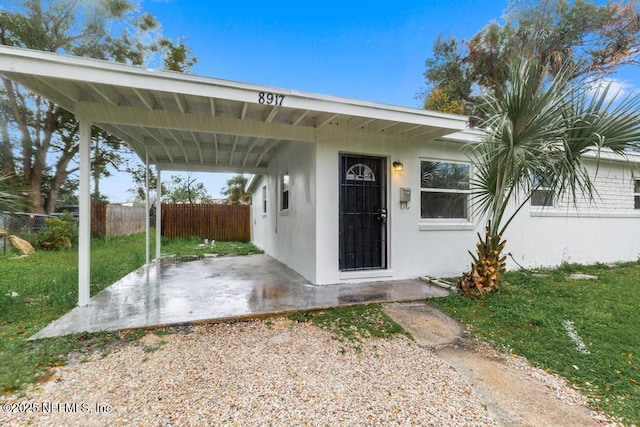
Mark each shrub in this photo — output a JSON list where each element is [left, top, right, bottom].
[[38, 212, 78, 250]]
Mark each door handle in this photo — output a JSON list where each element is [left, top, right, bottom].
[[378, 208, 387, 224]]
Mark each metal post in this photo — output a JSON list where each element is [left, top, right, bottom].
[[155, 168, 161, 261], [145, 151, 150, 265], [78, 119, 91, 306]]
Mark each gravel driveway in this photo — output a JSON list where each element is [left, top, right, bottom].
[[2, 319, 497, 426]]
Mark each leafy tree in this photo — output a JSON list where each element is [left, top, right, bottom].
[[0, 0, 197, 213], [126, 162, 163, 203], [423, 34, 475, 114], [162, 173, 212, 204], [423, 86, 466, 115], [459, 58, 640, 296], [221, 174, 251, 204], [423, 0, 640, 115], [159, 38, 198, 72]]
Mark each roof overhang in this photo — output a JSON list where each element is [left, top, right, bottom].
[[0, 46, 469, 173]]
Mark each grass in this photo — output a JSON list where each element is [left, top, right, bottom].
[[0, 232, 261, 395], [160, 236, 263, 257], [432, 261, 640, 426], [289, 304, 410, 352]]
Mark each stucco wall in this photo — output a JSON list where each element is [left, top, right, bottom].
[[314, 130, 640, 283], [250, 141, 317, 282], [253, 128, 640, 284], [314, 130, 483, 283]]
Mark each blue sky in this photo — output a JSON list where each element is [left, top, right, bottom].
[[102, 0, 639, 202]]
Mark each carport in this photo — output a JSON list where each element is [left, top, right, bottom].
[[30, 254, 447, 338], [0, 45, 462, 308]]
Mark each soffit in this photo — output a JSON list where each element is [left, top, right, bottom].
[[0, 46, 469, 173]]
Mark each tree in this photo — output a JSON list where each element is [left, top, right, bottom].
[[162, 173, 212, 204], [422, 0, 640, 115], [0, 0, 197, 213], [423, 86, 466, 115], [221, 174, 251, 204], [126, 163, 162, 203], [458, 58, 640, 296]]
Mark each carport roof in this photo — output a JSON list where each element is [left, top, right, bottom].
[[0, 46, 468, 173]]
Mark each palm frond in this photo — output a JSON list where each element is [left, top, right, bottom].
[[470, 57, 640, 236]]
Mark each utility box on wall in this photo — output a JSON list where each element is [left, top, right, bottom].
[[399, 187, 411, 209], [399, 188, 411, 202]]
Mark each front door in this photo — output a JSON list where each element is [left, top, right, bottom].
[[339, 154, 387, 271]]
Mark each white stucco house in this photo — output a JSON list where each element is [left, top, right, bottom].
[[1, 46, 640, 304], [246, 126, 640, 284]]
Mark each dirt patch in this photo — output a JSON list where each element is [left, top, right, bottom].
[[383, 302, 465, 347], [383, 301, 603, 427]]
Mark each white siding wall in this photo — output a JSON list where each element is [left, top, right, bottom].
[[509, 158, 640, 268], [251, 141, 317, 282]]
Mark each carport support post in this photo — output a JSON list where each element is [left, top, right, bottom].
[[145, 151, 150, 265], [155, 168, 161, 261], [78, 119, 91, 307]]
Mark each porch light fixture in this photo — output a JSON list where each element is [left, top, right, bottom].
[[393, 161, 404, 172]]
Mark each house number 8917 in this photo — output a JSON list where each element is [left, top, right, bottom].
[[258, 92, 285, 106]]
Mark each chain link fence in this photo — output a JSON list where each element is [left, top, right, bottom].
[[1, 212, 51, 249]]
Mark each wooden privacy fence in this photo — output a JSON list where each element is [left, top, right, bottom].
[[91, 201, 146, 238], [162, 203, 250, 242]]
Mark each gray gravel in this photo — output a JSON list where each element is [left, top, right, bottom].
[[1, 319, 499, 426]]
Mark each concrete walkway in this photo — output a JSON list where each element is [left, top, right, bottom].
[[31, 254, 448, 339], [382, 302, 600, 427]]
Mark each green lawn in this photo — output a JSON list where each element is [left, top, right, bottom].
[[432, 262, 640, 426], [0, 232, 261, 395]]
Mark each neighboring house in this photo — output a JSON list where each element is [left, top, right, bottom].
[[1, 45, 639, 303]]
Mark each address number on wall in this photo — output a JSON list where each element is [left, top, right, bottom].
[[258, 92, 285, 106]]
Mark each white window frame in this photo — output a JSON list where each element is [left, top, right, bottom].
[[280, 171, 290, 212], [634, 179, 640, 210], [419, 159, 473, 230], [261, 185, 267, 215]]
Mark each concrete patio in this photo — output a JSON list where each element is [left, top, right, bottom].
[[30, 254, 448, 339]]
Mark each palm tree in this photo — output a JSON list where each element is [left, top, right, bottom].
[[0, 174, 24, 213], [460, 58, 640, 296]]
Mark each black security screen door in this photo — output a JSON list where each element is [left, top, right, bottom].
[[339, 154, 387, 271]]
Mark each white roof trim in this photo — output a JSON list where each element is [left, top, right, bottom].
[[0, 46, 469, 172]]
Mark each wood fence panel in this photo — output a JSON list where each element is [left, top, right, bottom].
[[106, 205, 146, 237], [91, 201, 107, 238], [162, 204, 250, 242]]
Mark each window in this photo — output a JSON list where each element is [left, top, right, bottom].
[[346, 163, 375, 181], [262, 186, 267, 214], [530, 175, 553, 207], [635, 179, 640, 210], [420, 160, 470, 219], [280, 171, 289, 211]]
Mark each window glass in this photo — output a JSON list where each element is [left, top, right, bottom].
[[531, 190, 553, 207], [420, 160, 470, 219], [262, 186, 267, 214], [421, 192, 468, 218], [635, 180, 640, 210], [281, 172, 289, 211], [421, 161, 469, 190], [346, 163, 375, 181], [531, 174, 553, 207]]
